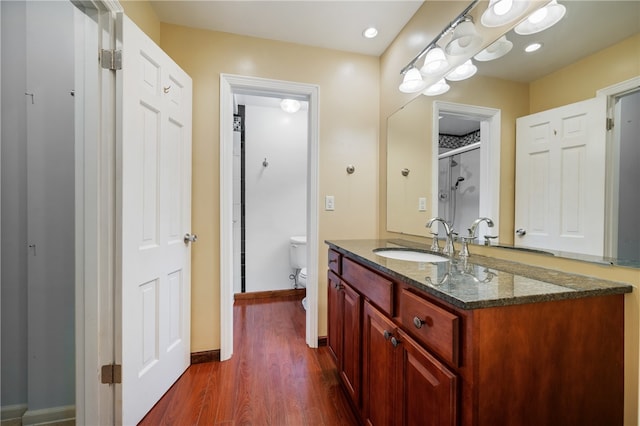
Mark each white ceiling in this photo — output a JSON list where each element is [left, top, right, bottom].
[[476, 1, 640, 82], [160, 1, 638, 136], [150, 0, 424, 57], [150, 1, 639, 83]]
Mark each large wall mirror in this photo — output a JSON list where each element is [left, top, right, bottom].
[[387, 0, 640, 266]]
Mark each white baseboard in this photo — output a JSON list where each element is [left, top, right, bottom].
[[21, 405, 75, 426], [1, 404, 27, 422]]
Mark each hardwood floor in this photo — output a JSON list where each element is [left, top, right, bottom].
[[139, 295, 359, 425]]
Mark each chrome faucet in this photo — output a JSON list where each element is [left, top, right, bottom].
[[457, 217, 495, 259], [469, 217, 495, 240], [426, 217, 455, 256]]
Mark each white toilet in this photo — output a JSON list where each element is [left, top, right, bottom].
[[289, 235, 308, 310]]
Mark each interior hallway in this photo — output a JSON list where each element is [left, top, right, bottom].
[[139, 295, 358, 425]]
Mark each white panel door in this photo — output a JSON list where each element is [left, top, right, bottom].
[[515, 97, 606, 255], [118, 15, 192, 425]]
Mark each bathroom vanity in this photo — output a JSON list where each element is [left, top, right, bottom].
[[325, 239, 632, 426]]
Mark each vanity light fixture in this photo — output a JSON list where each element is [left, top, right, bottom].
[[481, 0, 530, 28], [423, 79, 450, 96], [474, 35, 513, 61], [399, 0, 480, 77], [524, 42, 543, 53], [280, 99, 301, 113], [444, 17, 483, 56], [399, 67, 428, 93], [445, 59, 478, 81], [363, 27, 378, 39], [514, 0, 566, 35], [420, 47, 449, 75]]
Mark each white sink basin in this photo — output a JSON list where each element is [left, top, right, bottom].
[[373, 249, 449, 263]]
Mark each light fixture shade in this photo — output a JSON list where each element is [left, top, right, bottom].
[[445, 59, 477, 81], [423, 79, 450, 96], [481, 0, 530, 28], [445, 20, 483, 56], [514, 0, 566, 35], [280, 99, 301, 113], [474, 35, 513, 61], [399, 68, 428, 93], [420, 47, 449, 75]]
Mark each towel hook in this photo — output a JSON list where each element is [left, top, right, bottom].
[[263, 158, 269, 167]]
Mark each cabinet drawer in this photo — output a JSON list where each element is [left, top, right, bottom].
[[328, 249, 341, 275], [342, 257, 393, 315], [399, 289, 460, 366]]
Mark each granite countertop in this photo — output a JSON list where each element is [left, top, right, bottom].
[[325, 239, 633, 310]]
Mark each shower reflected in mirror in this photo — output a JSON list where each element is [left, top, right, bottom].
[[437, 114, 481, 237]]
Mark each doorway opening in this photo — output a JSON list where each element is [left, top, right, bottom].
[[220, 74, 320, 361], [432, 102, 501, 241], [232, 94, 309, 299], [601, 78, 640, 262], [437, 114, 481, 234]]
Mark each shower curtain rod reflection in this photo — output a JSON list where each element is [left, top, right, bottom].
[[438, 141, 480, 160]]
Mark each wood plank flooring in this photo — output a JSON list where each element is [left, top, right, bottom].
[[139, 295, 359, 425]]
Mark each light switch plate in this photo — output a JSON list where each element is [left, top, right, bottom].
[[325, 195, 335, 211], [418, 197, 427, 211]]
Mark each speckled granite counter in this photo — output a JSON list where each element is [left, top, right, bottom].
[[325, 239, 633, 310]]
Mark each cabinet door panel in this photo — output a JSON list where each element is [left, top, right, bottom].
[[327, 270, 342, 363], [341, 283, 361, 404], [398, 329, 457, 426], [363, 301, 398, 426]]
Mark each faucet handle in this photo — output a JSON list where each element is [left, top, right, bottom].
[[458, 235, 474, 258], [429, 232, 441, 253], [484, 235, 498, 246]]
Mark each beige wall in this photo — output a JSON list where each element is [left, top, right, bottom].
[[530, 33, 640, 113], [120, 0, 161, 45], [379, 2, 639, 424], [158, 23, 380, 351]]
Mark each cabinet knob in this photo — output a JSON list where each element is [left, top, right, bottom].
[[413, 316, 425, 329], [391, 337, 400, 348], [334, 282, 343, 290], [383, 330, 392, 340]]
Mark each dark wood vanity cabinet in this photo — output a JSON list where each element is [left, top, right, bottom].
[[327, 269, 361, 404], [363, 301, 457, 426], [327, 248, 625, 426]]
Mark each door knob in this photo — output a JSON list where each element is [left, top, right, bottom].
[[516, 228, 527, 237], [184, 233, 198, 244]]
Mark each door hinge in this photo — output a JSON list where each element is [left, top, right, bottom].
[[100, 49, 122, 71], [606, 117, 614, 130], [101, 364, 122, 384]]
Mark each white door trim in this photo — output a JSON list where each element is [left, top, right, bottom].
[[597, 76, 640, 258], [432, 101, 501, 237], [220, 74, 320, 360], [73, 1, 122, 425]]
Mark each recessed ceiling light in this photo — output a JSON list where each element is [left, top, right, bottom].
[[363, 27, 378, 39], [524, 42, 543, 53]]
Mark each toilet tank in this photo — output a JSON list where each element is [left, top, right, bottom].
[[289, 236, 307, 269]]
